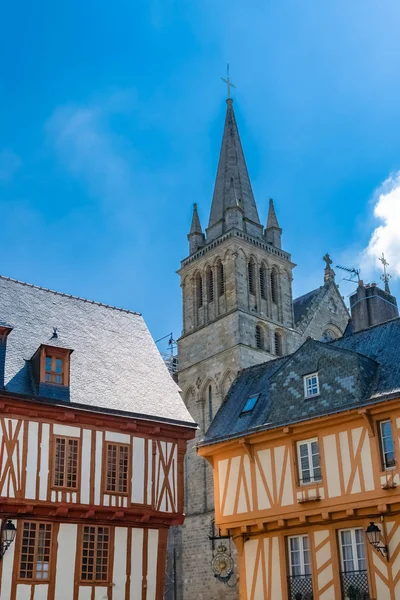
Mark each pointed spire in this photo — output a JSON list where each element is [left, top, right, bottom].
[[188, 203, 205, 254], [266, 198, 280, 229], [265, 198, 282, 248], [206, 99, 263, 241], [190, 203, 203, 235]]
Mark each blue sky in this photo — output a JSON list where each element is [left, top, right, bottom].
[[1, 0, 400, 349]]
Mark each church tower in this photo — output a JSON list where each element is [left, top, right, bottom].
[[176, 98, 301, 600]]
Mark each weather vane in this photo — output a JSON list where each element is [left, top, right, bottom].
[[221, 64, 236, 99], [379, 253, 391, 293]]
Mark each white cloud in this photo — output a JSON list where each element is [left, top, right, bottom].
[[0, 149, 21, 182], [46, 92, 137, 211], [361, 172, 400, 281]]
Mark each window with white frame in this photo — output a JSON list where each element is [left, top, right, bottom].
[[297, 438, 321, 484], [304, 373, 319, 398], [379, 420, 396, 470], [288, 535, 311, 577], [339, 528, 367, 573]]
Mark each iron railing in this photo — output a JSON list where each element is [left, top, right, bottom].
[[340, 570, 370, 600], [287, 574, 314, 599]]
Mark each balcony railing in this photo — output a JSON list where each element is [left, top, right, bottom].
[[340, 570, 370, 600], [287, 574, 313, 600]]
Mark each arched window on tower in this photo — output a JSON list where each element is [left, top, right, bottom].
[[208, 385, 213, 423], [271, 269, 278, 304], [248, 259, 256, 295], [274, 331, 283, 356], [207, 268, 214, 303], [196, 273, 203, 309], [217, 261, 225, 296], [260, 265, 267, 300], [256, 325, 264, 350]]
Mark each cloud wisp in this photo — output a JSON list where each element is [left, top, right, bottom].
[[0, 149, 21, 182], [46, 92, 136, 212], [361, 172, 400, 282]]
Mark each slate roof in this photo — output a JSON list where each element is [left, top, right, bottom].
[[0, 275, 195, 428], [293, 287, 322, 325], [202, 317, 400, 445]]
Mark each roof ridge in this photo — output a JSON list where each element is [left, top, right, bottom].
[[334, 315, 400, 339], [0, 275, 142, 316]]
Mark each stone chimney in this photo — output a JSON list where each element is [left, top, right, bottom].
[[349, 280, 399, 333]]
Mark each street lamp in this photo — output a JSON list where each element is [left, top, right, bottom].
[[365, 522, 388, 559], [0, 520, 16, 559]]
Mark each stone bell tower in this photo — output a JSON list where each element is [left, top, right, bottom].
[[175, 97, 301, 600]]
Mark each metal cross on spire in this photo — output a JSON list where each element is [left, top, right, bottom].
[[221, 64, 236, 99], [379, 253, 392, 294]]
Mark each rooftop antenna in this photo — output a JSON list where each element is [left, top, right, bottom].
[[379, 253, 392, 294], [336, 264, 361, 283], [155, 332, 178, 377]]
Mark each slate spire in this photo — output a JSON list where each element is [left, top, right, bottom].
[[265, 198, 282, 249], [188, 203, 205, 254], [206, 99, 263, 241], [266, 198, 280, 229]]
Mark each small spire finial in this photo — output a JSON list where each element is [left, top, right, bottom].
[[323, 253, 335, 283], [379, 253, 391, 293], [221, 64, 236, 99]]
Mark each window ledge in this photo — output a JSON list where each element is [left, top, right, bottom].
[[297, 496, 321, 504], [382, 481, 397, 490]]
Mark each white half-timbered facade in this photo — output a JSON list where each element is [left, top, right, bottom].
[[0, 275, 196, 600]]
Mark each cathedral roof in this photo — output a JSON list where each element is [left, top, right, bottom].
[[201, 317, 400, 445], [207, 99, 262, 240], [293, 287, 322, 325], [0, 275, 195, 428]]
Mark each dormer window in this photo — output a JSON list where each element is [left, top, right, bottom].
[[304, 373, 319, 398], [45, 355, 64, 385], [31, 341, 72, 399]]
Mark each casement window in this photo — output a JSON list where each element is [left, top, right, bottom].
[[241, 394, 259, 415], [45, 355, 64, 384], [53, 436, 79, 489], [19, 522, 53, 581], [81, 526, 110, 582], [288, 535, 311, 577], [105, 442, 130, 494], [304, 373, 319, 398], [339, 528, 367, 573], [379, 420, 396, 470], [297, 438, 322, 484]]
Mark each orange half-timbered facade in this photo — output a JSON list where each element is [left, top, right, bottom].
[[199, 317, 400, 600], [0, 275, 196, 600]]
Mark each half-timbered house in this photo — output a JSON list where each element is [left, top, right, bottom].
[[199, 314, 400, 600], [0, 275, 196, 600]]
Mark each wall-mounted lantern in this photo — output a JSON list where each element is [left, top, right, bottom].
[[366, 522, 388, 559], [0, 520, 16, 559]]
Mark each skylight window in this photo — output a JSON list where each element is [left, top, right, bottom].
[[241, 394, 259, 414]]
